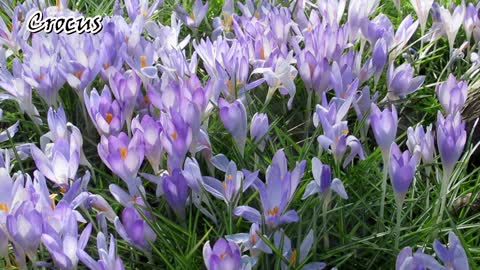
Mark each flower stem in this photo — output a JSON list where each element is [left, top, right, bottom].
[[322, 192, 331, 249], [304, 90, 313, 139], [379, 149, 390, 230], [394, 194, 404, 250], [437, 166, 453, 225]]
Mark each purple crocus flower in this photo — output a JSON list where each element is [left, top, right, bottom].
[[302, 157, 348, 200], [84, 86, 125, 136], [234, 149, 305, 228], [250, 113, 269, 152], [98, 131, 144, 183], [125, 0, 163, 21], [409, 0, 434, 36], [6, 201, 43, 262], [109, 70, 142, 131], [361, 14, 394, 47], [372, 38, 387, 81], [387, 62, 425, 100], [175, 0, 209, 29], [114, 206, 156, 252], [433, 231, 469, 270], [389, 143, 419, 200], [436, 74, 468, 116], [273, 230, 326, 270], [42, 201, 91, 270], [77, 231, 125, 270], [464, 3, 478, 42], [203, 238, 242, 270], [436, 112, 466, 171], [162, 169, 189, 218], [132, 115, 163, 174], [396, 246, 443, 270], [390, 16, 419, 60], [406, 124, 435, 166], [160, 109, 193, 170], [219, 98, 247, 156], [370, 104, 398, 152], [225, 223, 272, 257], [436, 3, 465, 51]]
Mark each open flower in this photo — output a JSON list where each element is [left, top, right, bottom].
[[302, 157, 348, 200], [84, 86, 125, 136], [387, 62, 425, 100], [175, 0, 209, 29], [203, 238, 242, 270], [433, 231, 469, 270]]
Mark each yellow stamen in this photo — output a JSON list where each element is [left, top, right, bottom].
[[250, 234, 257, 245], [341, 129, 349, 135], [171, 131, 178, 140], [226, 174, 233, 181], [56, 0, 60, 8], [289, 249, 297, 266], [143, 95, 150, 104], [0, 202, 8, 212], [222, 182, 228, 190], [49, 194, 58, 209], [140, 55, 147, 68], [103, 63, 110, 70], [74, 70, 84, 80], [219, 253, 228, 260], [190, 12, 196, 21], [259, 46, 265, 60], [105, 113, 113, 124], [119, 147, 128, 160], [254, 11, 260, 19], [38, 74, 44, 81], [267, 206, 279, 216], [129, 195, 138, 203], [59, 186, 67, 194]]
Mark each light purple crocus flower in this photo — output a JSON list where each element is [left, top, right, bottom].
[[372, 38, 387, 81], [6, 200, 43, 262], [225, 223, 272, 257], [160, 109, 193, 170], [436, 112, 466, 172], [132, 115, 163, 174], [436, 74, 468, 116], [125, 0, 163, 21], [109, 70, 142, 132], [406, 124, 435, 166], [175, 0, 209, 29], [370, 104, 398, 152], [387, 62, 425, 100], [77, 231, 125, 270], [433, 231, 469, 270], [396, 246, 444, 270], [250, 113, 269, 152], [389, 143, 419, 202], [361, 14, 394, 47], [273, 230, 326, 270], [435, 3, 465, 52], [114, 206, 156, 252], [162, 169, 189, 218], [203, 238, 242, 270], [42, 201, 91, 270], [464, 3, 478, 42], [234, 149, 305, 228], [390, 16, 419, 60], [219, 98, 247, 156], [302, 157, 348, 200], [98, 131, 144, 184], [409, 0, 434, 36], [84, 86, 125, 136]]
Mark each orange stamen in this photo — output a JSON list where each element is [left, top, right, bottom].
[[140, 55, 147, 68], [119, 147, 127, 160], [0, 202, 8, 212], [106, 113, 113, 124]]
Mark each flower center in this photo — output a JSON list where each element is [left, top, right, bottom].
[[0, 202, 8, 212], [119, 147, 128, 160], [75, 69, 84, 80], [289, 249, 297, 266], [259, 46, 265, 60], [144, 95, 150, 104], [103, 63, 110, 70], [140, 55, 147, 68], [171, 131, 178, 140], [219, 253, 228, 260], [49, 194, 58, 209], [250, 234, 257, 245], [106, 113, 113, 124], [267, 206, 279, 216]]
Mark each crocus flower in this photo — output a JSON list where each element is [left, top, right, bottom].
[[347, 0, 379, 41], [0, 118, 19, 144], [234, 149, 305, 228], [302, 157, 348, 200], [389, 143, 419, 201], [361, 14, 394, 47], [6, 201, 43, 262], [436, 3, 465, 51], [175, 0, 209, 29], [125, 0, 163, 21], [252, 51, 298, 109], [433, 231, 469, 270], [77, 231, 125, 270], [464, 3, 478, 42], [42, 201, 91, 270], [84, 86, 125, 136], [409, 0, 434, 36], [372, 38, 387, 81], [160, 109, 193, 170], [436, 74, 468, 116], [225, 223, 272, 257], [396, 246, 443, 270], [219, 98, 247, 156], [406, 124, 435, 166], [114, 206, 156, 252], [131, 115, 163, 174], [203, 238, 242, 270], [98, 131, 144, 184], [390, 15, 419, 60], [387, 62, 425, 100], [109, 70, 142, 131], [370, 104, 398, 152], [436, 112, 466, 171], [273, 230, 326, 270], [162, 169, 189, 218], [250, 113, 269, 152]]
